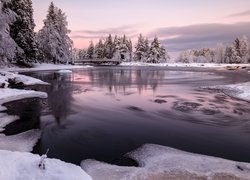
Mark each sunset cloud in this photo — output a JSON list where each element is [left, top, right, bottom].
[[150, 22, 250, 52], [226, 10, 250, 18]]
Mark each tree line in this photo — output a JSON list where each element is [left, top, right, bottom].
[[0, 0, 72, 66], [178, 36, 250, 64], [74, 34, 170, 63]]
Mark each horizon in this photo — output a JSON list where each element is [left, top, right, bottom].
[[32, 0, 250, 52]]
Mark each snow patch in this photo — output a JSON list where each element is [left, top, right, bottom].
[[57, 69, 73, 74], [81, 144, 250, 179], [206, 82, 250, 101], [0, 129, 41, 152], [0, 150, 92, 180]]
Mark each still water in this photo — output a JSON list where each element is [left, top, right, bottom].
[[4, 67, 250, 165]]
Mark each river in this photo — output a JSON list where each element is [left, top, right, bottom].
[[3, 66, 250, 166]]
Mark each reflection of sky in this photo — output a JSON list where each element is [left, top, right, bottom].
[[33, 0, 250, 51]]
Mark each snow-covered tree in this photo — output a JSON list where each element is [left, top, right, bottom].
[[239, 36, 249, 63], [224, 45, 238, 64], [113, 35, 132, 62], [79, 49, 87, 59], [86, 41, 94, 59], [214, 43, 225, 63], [134, 34, 148, 62], [36, 2, 73, 64], [0, 0, 21, 65], [147, 37, 168, 63], [9, 0, 38, 63], [95, 39, 104, 59], [104, 34, 114, 59]]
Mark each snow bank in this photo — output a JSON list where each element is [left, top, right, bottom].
[[3, 63, 92, 72], [81, 144, 250, 180], [0, 129, 41, 152], [0, 88, 47, 129], [0, 150, 92, 180], [121, 62, 250, 68], [0, 71, 49, 87], [0, 88, 47, 111], [206, 82, 250, 102]]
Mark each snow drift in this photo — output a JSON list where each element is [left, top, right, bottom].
[[81, 144, 250, 180], [0, 150, 92, 180]]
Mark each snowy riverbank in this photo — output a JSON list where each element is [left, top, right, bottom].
[[82, 144, 250, 180], [2, 63, 92, 72], [1, 65, 250, 179], [0, 150, 92, 180], [121, 62, 250, 69]]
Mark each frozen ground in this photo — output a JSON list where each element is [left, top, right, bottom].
[[81, 144, 250, 180], [0, 150, 92, 180], [206, 82, 250, 102]]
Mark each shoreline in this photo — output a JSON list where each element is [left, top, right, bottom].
[[1, 64, 250, 179]]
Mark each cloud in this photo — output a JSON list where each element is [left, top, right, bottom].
[[226, 10, 250, 18], [71, 25, 139, 40], [149, 22, 250, 52]]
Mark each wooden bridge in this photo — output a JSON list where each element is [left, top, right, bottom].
[[73, 59, 122, 65]]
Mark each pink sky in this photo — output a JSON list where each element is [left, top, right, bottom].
[[32, 0, 250, 52]]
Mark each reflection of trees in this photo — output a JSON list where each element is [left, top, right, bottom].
[[30, 72, 74, 126], [47, 73, 74, 125], [88, 68, 165, 94]]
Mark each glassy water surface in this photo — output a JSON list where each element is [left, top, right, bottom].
[[4, 67, 250, 165]]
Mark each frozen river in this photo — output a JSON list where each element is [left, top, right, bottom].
[[3, 66, 250, 165]]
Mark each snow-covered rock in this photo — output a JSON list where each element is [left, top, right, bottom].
[[207, 82, 250, 102], [57, 69, 73, 74], [0, 88, 47, 131], [0, 150, 92, 180], [81, 144, 250, 180], [0, 129, 41, 152], [0, 88, 47, 111], [0, 71, 49, 87], [0, 113, 19, 132]]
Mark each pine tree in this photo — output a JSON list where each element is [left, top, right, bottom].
[[134, 34, 147, 62], [147, 37, 168, 63], [37, 2, 73, 64], [87, 41, 94, 59], [95, 39, 104, 59], [224, 45, 238, 64], [104, 34, 114, 59], [9, 0, 38, 63], [0, 0, 21, 65]]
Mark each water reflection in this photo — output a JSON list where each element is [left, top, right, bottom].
[[48, 73, 74, 124], [17, 67, 250, 165], [76, 68, 180, 94]]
